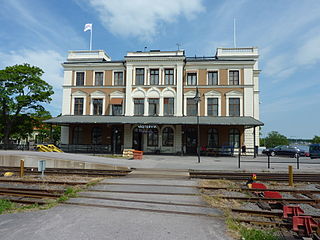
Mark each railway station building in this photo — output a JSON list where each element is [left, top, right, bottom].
[[46, 47, 263, 155]]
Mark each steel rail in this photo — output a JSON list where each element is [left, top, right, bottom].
[[231, 208, 320, 219], [62, 202, 222, 218], [0, 178, 88, 185], [77, 195, 207, 207], [205, 195, 320, 204], [200, 186, 320, 194]]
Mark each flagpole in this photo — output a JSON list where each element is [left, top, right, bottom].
[[233, 18, 236, 48], [90, 26, 93, 51]]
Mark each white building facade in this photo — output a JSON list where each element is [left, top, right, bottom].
[[46, 47, 263, 155]]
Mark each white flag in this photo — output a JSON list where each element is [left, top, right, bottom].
[[84, 23, 92, 32]]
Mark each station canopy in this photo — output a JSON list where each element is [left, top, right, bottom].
[[44, 115, 263, 127]]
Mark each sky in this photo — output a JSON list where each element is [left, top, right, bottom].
[[0, 0, 319, 139]]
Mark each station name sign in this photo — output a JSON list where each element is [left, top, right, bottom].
[[137, 125, 157, 129]]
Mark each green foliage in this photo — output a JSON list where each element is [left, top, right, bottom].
[[264, 131, 289, 148], [0, 200, 15, 214], [0, 63, 54, 146], [57, 187, 79, 202], [312, 135, 320, 144], [226, 218, 279, 240], [239, 227, 279, 240]]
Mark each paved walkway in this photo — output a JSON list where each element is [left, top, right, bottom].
[[0, 169, 232, 240]]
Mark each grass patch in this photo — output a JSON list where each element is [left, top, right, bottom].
[[199, 179, 238, 189], [0, 200, 15, 214], [226, 218, 280, 240], [0, 177, 105, 214]]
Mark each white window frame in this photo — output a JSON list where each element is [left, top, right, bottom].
[[206, 69, 219, 85], [110, 91, 125, 115], [225, 91, 243, 117], [112, 70, 125, 86], [134, 68, 145, 85], [228, 69, 241, 85], [184, 91, 200, 116], [74, 71, 86, 86], [186, 71, 198, 86], [204, 90, 221, 116], [71, 91, 87, 115], [164, 68, 175, 86], [93, 71, 104, 86]]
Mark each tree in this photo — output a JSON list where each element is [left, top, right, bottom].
[[264, 131, 289, 148], [312, 135, 320, 144], [0, 64, 54, 148]]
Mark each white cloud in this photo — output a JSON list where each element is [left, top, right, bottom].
[[0, 50, 64, 116], [86, 0, 204, 40], [295, 31, 320, 66]]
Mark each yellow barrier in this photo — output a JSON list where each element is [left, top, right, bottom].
[[47, 144, 63, 152], [36, 145, 52, 152]]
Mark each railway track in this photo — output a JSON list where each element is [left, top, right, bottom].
[[0, 178, 88, 185], [0, 187, 65, 205], [190, 170, 320, 182], [0, 166, 131, 177]]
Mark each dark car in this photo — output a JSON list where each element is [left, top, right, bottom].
[[262, 145, 305, 158], [309, 144, 320, 159]]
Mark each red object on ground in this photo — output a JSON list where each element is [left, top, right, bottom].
[[251, 182, 267, 189], [133, 150, 143, 160], [293, 216, 320, 236], [264, 191, 282, 199], [283, 205, 304, 218]]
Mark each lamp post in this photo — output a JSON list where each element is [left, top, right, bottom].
[[193, 87, 201, 163]]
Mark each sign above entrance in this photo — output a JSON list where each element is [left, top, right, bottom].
[[137, 125, 157, 129]]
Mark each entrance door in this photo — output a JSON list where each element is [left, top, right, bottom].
[[112, 127, 122, 154], [132, 127, 143, 151], [186, 127, 197, 154]]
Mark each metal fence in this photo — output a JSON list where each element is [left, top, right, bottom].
[[237, 148, 319, 169]]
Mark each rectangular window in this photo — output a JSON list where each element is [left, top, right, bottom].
[[114, 72, 123, 86], [135, 68, 144, 85], [148, 98, 159, 116], [208, 71, 218, 85], [76, 72, 85, 86], [207, 98, 218, 116], [95, 72, 103, 86], [93, 99, 103, 115], [187, 98, 197, 116], [165, 69, 174, 85], [74, 98, 84, 115], [187, 73, 197, 85], [164, 98, 174, 116], [229, 98, 240, 116], [229, 70, 239, 85], [112, 105, 122, 116], [134, 98, 144, 116], [150, 69, 159, 85]]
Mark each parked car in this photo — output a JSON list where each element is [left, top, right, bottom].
[[292, 145, 310, 157], [309, 144, 320, 159], [262, 145, 305, 158]]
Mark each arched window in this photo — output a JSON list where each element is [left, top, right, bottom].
[[229, 129, 240, 147], [162, 127, 174, 147], [92, 127, 102, 144], [73, 126, 83, 144], [208, 128, 219, 147], [147, 128, 158, 147]]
